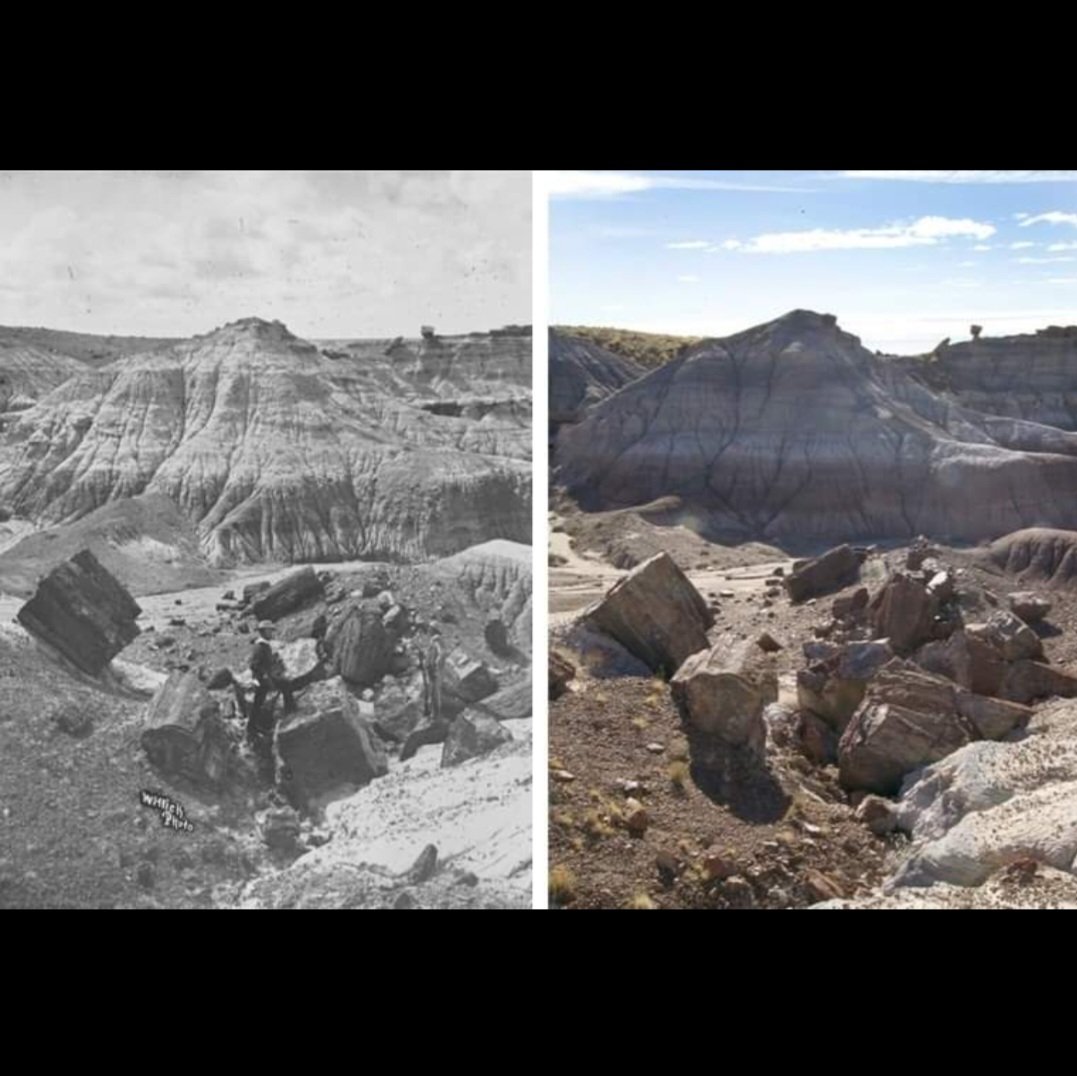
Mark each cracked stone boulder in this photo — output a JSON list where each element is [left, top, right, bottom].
[[275, 692, 388, 810], [838, 660, 1032, 795], [1008, 592, 1051, 623], [466, 678, 531, 722], [141, 671, 232, 786], [441, 710, 514, 768], [326, 603, 396, 688], [442, 651, 499, 705], [586, 552, 713, 676], [786, 545, 864, 604], [915, 630, 1006, 697], [251, 566, 325, 622], [797, 638, 894, 731], [981, 609, 1044, 662], [17, 548, 142, 675], [671, 637, 777, 766], [868, 572, 942, 655], [997, 660, 1077, 705]]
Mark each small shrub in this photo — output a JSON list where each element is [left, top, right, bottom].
[[549, 864, 577, 905], [668, 760, 690, 790]]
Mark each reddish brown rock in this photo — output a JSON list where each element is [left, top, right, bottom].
[[832, 586, 869, 621], [797, 639, 894, 731], [670, 638, 777, 763], [868, 572, 939, 655], [838, 662, 977, 795], [586, 552, 713, 675], [983, 609, 1044, 662], [17, 549, 141, 675], [915, 630, 1006, 697], [1007, 591, 1052, 623], [785, 545, 863, 604], [998, 660, 1077, 704]]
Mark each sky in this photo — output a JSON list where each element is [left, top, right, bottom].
[[548, 170, 1077, 354], [0, 170, 531, 338]]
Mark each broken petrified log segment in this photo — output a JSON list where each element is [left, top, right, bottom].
[[442, 650, 500, 705], [17, 549, 142, 676], [251, 566, 325, 622], [484, 615, 513, 656], [797, 639, 894, 731], [997, 660, 1077, 704], [868, 572, 940, 655], [326, 603, 395, 688], [915, 630, 1006, 697], [670, 637, 777, 765], [466, 678, 531, 722], [275, 692, 388, 810], [586, 552, 713, 676], [981, 609, 1044, 662], [1007, 591, 1051, 624], [141, 671, 231, 785], [441, 710, 514, 768], [837, 659, 1031, 795], [785, 545, 864, 604]]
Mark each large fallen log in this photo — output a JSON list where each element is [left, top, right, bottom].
[[17, 549, 142, 675]]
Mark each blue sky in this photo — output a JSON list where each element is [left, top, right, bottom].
[[548, 170, 1077, 354]]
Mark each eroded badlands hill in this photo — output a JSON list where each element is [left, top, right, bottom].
[[549, 328, 644, 429], [556, 310, 1077, 550], [0, 318, 531, 565]]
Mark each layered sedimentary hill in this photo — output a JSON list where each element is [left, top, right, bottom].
[[556, 310, 1077, 549], [0, 318, 531, 566], [0, 344, 82, 414], [549, 329, 644, 428], [0, 492, 220, 597], [901, 327, 1077, 429]]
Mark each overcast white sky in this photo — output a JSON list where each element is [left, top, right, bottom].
[[0, 170, 531, 338]]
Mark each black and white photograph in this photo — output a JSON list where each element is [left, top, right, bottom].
[[0, 170, 533, 909]]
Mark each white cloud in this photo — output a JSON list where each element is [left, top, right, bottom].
[[0, 170, 530, 336], [1049, 242, 1077, 251], [844, 171, 1077, 184], [676, 275, 700, 283], [1010, 241, 1037, 249], [972, 244, 993, 251], [723, 216, 995, 254], [1019, 211, 1077, 228], [1016, 256, 1076, 264], [546, 170, 815, 199], [941, 278, 983, 288], [958, 260, 979, 267], [666, 240, 711, 250], [1048, 278, 1077, 285]]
